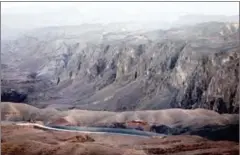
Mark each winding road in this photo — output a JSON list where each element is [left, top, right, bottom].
[[16, 123, 165, 138]]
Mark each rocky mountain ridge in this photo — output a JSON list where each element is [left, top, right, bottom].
[[1, 21, 239, 113]]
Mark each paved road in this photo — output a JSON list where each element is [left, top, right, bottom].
[[16, 123, 165, 138]]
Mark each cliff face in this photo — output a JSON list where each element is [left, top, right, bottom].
[[174, 48, 239, 113], [1, 22, 239, 113]]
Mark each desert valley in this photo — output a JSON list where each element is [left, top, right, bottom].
[[1, 2, 240, 155]]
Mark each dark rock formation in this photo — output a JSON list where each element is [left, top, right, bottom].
[[150, 124, 239, 142], [150, 125, 189, 135], [1, 89, 27, 103], [187, 124, 239, 142]]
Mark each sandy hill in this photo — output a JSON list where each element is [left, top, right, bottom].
[[1, 102, 238, 128]]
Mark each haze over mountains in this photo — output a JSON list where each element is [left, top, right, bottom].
[[1, 13, 239, 40], [1, 2, 239, 39]]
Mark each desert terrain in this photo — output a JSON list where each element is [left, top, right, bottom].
[[2, 124, 239, 155], [1, 101, 239, 155], [1, 5, 239, 155]]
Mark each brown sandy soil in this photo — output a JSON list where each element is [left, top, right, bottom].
[[1, 102, 238, 128], [2, 125, 239, 155]]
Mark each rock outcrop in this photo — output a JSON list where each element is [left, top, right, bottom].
[[1, 22, 239, 113]]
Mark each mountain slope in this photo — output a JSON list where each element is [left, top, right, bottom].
[[1, 22, 239, 113]]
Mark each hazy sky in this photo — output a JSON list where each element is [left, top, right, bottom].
[[1, 2, 239, 29], [2, 2, 238, 16]]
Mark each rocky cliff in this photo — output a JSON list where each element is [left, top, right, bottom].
[[1, 22, 239, 113]]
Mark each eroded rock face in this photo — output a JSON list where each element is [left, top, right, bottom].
[[175, 49, 239, 113], [1, 22, 239, 113]]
